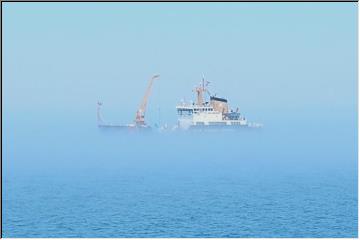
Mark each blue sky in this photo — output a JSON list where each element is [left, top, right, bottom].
[[3, 3, 357, 125]]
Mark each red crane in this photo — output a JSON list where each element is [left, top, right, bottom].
[[135, 74, 159, 126]]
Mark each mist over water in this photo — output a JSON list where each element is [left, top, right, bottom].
[[3, 106, 357, 237]]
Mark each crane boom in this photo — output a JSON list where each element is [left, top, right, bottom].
[[135, 74, 159, 125]]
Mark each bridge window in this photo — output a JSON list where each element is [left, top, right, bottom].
[[177, 109, 193, 116]]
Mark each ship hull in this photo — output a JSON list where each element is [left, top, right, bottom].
[[177, 120, 262, 131], [187, 124, 249, 131], [98, 124, 151, 131]]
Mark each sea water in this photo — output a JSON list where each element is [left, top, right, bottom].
[[3, 109, 358, 237]]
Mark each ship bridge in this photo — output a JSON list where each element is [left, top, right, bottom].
[[176, 104, 215, 116]]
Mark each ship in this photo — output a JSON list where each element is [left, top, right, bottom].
[[176, 78, 262, 130]]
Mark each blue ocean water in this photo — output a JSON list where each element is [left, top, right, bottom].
[[3, 109, 358, 237]]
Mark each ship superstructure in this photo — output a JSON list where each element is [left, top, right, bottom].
[[176, 78, 257, 130]]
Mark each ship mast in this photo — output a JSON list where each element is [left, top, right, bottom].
[[194, 76, 209, 106], [97, 101, 104, 126]]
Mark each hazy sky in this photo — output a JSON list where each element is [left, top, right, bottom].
[[3, 3, 357, 125]]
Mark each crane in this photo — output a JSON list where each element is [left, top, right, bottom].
[[135, 74, 159, 126]]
